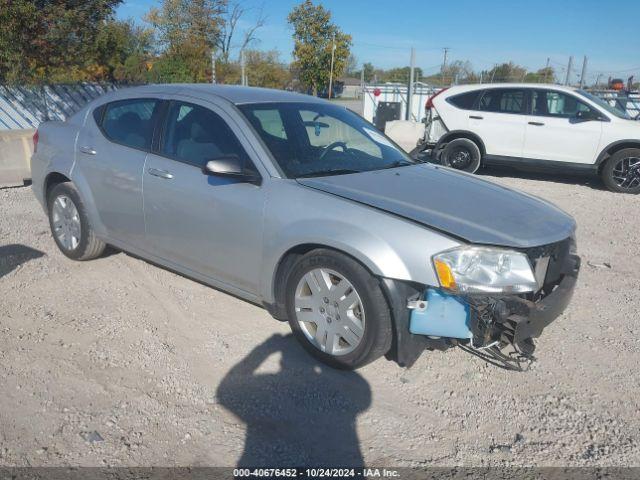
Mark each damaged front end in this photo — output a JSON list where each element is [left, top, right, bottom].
[[385, 237, 580, 371]]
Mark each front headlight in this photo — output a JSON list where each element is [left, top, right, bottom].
[[432, 246, 537, 294]]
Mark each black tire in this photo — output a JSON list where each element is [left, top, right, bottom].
[[47, 182, 106, 260], [284, 249, 393, 370], [601, 148, 640, 194], [441, 138, 482, 173]]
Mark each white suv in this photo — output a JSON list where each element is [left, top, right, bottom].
[[420, 83, 640, 193]]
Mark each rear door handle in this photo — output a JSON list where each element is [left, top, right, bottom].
[[469, 115, 483, 120], [528, 121, 545, 126], [79, 146, 97, 155], [147, 168, 174, 179]]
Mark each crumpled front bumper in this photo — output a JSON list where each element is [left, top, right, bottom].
[[467, 253, 581, 350]]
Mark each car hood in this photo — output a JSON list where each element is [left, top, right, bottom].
[[296, 164, 576, 248]]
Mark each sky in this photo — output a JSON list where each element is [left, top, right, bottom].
[[117, 0, 640, 83]]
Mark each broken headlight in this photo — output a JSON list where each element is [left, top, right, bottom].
[[432, 246, 537, 294]]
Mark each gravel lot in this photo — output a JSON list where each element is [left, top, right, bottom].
[[1, 170, 639, 468]]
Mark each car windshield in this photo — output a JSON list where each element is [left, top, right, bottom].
[[576, 89, 632, 120], [238, 102, 414, 178]]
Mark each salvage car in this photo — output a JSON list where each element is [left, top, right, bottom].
[[419, 83, 640, 193], [31, 85, 580, 369]]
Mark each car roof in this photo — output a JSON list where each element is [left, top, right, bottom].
[[113, 84, 326, 105], [443, 83, 579, 94]]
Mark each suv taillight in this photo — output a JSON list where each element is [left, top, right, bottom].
[[33, 129, 39, 153], [425, 87, 449, 110]]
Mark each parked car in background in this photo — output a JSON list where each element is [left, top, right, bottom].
[[31, 85, 579, 370], [420, 83, 640, 193]]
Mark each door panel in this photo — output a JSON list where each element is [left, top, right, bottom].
[[143, 155, 264, 293], [523, 90, 603, 163], [142, 100, 265, 294], [469, 88, 527, 157], [469, 112, 526, 157], [76, 98, 159, 245]]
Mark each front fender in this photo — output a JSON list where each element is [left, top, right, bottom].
[[259, 180, 462, 304]]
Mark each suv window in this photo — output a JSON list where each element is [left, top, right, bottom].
[[162, 101, 254, 170], [101, 99, 158, 150], [478, 89, 525, 114], [532, 90, 593, 117], [447, 90, 481, 110]]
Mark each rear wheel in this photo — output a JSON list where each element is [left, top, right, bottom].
[[285, 249, 393, 370], [441, 138, 481, 173], [47, 182, 106, 260], [601, 148, 640, 193]]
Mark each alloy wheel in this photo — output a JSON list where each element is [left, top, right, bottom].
[[51, 195, 81, 251], [612, 156, 640, 190], [294, 268, 365, 356]]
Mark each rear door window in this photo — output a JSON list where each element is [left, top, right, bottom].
[[100, 99, 159, 150], [477, 89, 526, 114], [447, 90, 482, 110]]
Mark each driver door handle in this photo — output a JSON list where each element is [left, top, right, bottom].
[[79, 146, 97, 155], [528, 121, 545, 126], [147, 168, 174, 179], [469, 115, 483, 120]]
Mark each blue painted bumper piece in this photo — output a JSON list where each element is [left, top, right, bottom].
[[409, 289, 472, 339]]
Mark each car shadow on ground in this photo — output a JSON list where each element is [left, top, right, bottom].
[[0, 244, 45, 279], [478, 166, 608, 191], [216, 333, 371, 467]]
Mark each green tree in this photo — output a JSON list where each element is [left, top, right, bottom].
[[245, 50, 291, 89], [524, 66, 555, 83], [287, 0, 352, 96], [0, 0, 123, 84], [361, 62, 375, 83], [378, 66, 423, 83], [146, 0, 226, 82], [92, 20, 153, 82], [484, 62, 528, 83]]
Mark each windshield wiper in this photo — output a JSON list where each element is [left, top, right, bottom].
[[380, 160, 414, 169], [296, 169, 361, 178]]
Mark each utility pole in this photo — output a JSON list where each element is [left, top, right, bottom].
[[360, 67, 364, 98], [544, 57, 550, 83], [240, 50, 246, 86], [564, 56, 573, 85], [211, 49, 216, 84], [407, 47, 415, 121], [579, 56, 588, 89], [441, 47, 449, 85], [328, 35, 336, 99]]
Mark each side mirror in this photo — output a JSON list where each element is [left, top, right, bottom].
[[203, 155, 261, 184]]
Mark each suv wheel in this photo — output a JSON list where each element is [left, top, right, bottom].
[[601, 148, 640, 194], [285, 249, 393, 370], [47, 182, 106, 260], [441, 138, 481, 173]]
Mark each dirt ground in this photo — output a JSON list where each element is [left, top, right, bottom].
[[1, 169, 639, 468]]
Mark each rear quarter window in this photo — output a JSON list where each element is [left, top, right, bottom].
[[99, 98, 159, 150], [446, 90, 481, 110]]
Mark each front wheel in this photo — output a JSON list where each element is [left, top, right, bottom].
[[440, 138, 481, 173], [285, 249, 393, 370], [601, 148, 640, 193]]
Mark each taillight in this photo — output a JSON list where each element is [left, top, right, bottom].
[[33, 129, 39, 153], [425, 87, 449, 110]]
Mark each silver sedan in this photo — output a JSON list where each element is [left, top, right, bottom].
[[31, 85, 579, 369]]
